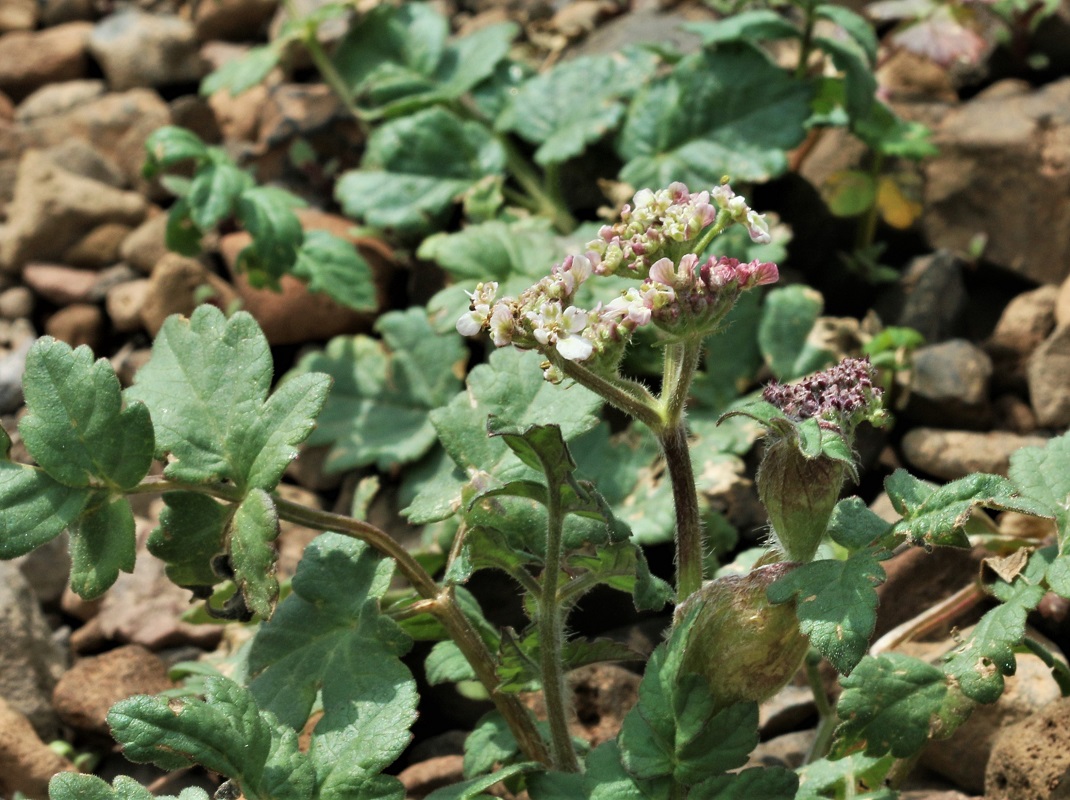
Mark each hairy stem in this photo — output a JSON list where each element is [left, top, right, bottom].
[[538, 479, 581, 772], [556, 358, 663, 430], [127, 476, 552, 767], [659, 423, 704, 601]]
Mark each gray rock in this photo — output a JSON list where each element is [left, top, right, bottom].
[[923, 78, 1070, 284], [1027, 324, 1070, 427], [119, 213, 170, 275], [89, 10, 207, 91], [901, 428, 1049, 480], [0, 561, 67, 738], [14, 534, 70, 606], [894, 251, 968, 343], [0, 319, 35, 414], [907, 339, 993, 427], [14, 80, 105, 123], [0, 151, 147, 273]]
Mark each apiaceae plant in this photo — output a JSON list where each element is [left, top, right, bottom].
[[3, 181, 1068, 800]]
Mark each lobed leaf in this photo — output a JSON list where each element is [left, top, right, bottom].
[[246, 533, 417, 792], [796, 752, 895, 800], [827, 497, 893, 552], [767, 549, 886, 675], [228, 488, 281, 619], [0, 461, 89, 559], [293, 307, 466, 473], [291, 230, 377, 312], [50, 774, 210, 800], [143, 126, 209, 178], [126, 305, 330, 492], [68, 493, 136, 600], [20, 338, 154, 490], [188, 158, 252, 231], [200, 44, 281, 97], [757, 285, 832, 381], [690, 766, 798, 799], [235, 186, 306, 284], [424, 763, 539, 800], [1009, 430, 1070, 539], [108, 676, 316, 800], [464, 712, 520, 778], [147, 491, 230, 588]]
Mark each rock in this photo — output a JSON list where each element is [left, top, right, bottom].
[[52, 645, 173, 737], [169, 94, 222, 145], [906, 339, 993, 428], [746, 729, 815, 770], [986, 696, 1070, 799], [40, 0, 94, 26], [140, 254, 239, 336], [0, 0, 37, 32], [14, 79, 105, 123], [890, 251, 968, 343], [0, 23, 92, 101], [0, 286, 32, 319], [986, 285, 1060, 390], [37, 139, 126, 189], [194, 0, 279, 42], [88, 10, 206, 91], [45, 304, 104, 350], [524, 664, 641, 748], [257, 82, 347, 148], [15, 88, 172, 189], [87, 264, 141, 303], [207, 74, 268, 142], [876, 50, 958, 103], [0, 697, 76, 799], [14, 534, 70, 606], [922, 639, 1066, 794], [106, 279, 151, 333], [923, 78, 1070, 285], [1027, 324, 1070, 428], [397, 754, 465, 799], [1057, 274, 1070, 328], [0, 151, 147, 272], [900, 428, 1049, 480], [0, 319, 34, 413], [22, 264, 99, 305], [120, 212, 170, 275], [61, 222, 133, 269], [0, 560, 67, 738], [993, 394, 1039, 434]]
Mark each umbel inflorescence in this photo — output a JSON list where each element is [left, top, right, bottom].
[[763, 357, 886, 433], [457, 182, 778, 380]]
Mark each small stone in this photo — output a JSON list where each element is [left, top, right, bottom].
[[1027, 325, 1070, 427], [0, 151, 147, 272], [106, 279, 150, 333], [140, 253, 239, 336], [0, 319, 35, 414], [397, 755, 465, 798], [894, 251, 968, 344], [993, 394, 1039, 434], [87, 264, 141, 303], [52, 645, 173, 736], [900, 428, 1049, 480], [0, 0, 37, 32], [169, 94, 222, 145], [119, 212, 170, 275], [37, 139, 125, 188], [0, 286, 33, 319], [88, 10, 206, 91], [61, 222, 133, 269], [258, 82, 345, 148], [907, 339, 993, 428], [44, 303, 104, 350], [40, 0, 94, 26], [986, 696, 1070, 799], [13, 534, 70, 606], [986, 285, 1059, 390], [0, 697, 76, 799], [0, 22, 92, 101], [194, 0, 279, 42], [1057, 273, 1070, 328], [746, 729, 816, 770], [207, 71, 268, 142], [14, 79, 105, 123], [22, 263, 99, 305]]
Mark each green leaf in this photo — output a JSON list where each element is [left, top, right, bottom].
[[815, 5, 878, 65], [487, 418, 575, 485], [0, 461, 89, 558], [291, 230, 377, 311], [617, 44, 811, 187], [425, 763, 538, 800], [126, 306, 330, 491], [188, 158, 252, 231], [767, 549, 886, 675], [293, 307, 466, 472], [496, 53, 656, 165], [20, 338, 154, 490], [796, 752, 895, 799], [200, 44, 281, 97], [50, 773, 211, 800], [683, 12, 801, 45], [143, 126, 208, 178], [246, 534, 417, 792], [435, 22, 519, 102], [165, 197, 203, 256], [69, 493, 136, 599], [528, 740, 650, 799], [229, 488, 280, 619], [827, 497, 893, 551], [148, 492, 229, 587], [108, 676, 316, 800], [421, 347, 601, 517], [757, 285, 832, 380], [336, 108, 506, 238], [464, 712, 520, 778], [813, 35, 877, 122], [1009, 430, 1070, 539], [236, 186, 306, 283], [834, 653, 948, 758], [887, 470, 1054, 549], [426, 640, 476, 685], [823, 170, 877, 217]]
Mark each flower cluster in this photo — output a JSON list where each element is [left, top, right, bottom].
[[586, 182, 771, 276], [456, 183, 779, 381], [762, 357, 885, 431]]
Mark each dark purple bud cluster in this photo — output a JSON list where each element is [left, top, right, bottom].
[[762, 357, 883, 425]]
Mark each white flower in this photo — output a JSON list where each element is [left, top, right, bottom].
[[527, 302, 594, 361], [456, 282, 499, 337]]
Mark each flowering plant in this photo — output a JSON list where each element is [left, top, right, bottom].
[[3, 185, 1066, 800]]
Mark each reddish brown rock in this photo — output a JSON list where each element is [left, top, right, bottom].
[[194, 0, 279, 42], [140, 254, 239, 336], [22, 264, 99, 305], [61, 222, 133, 269], [0, 697, 76, 799], [900, 428, 1049, 480], [0, 23, 92, 101], [52, 645, 173, 736], [398, 755, 465, 799], [45, 304, 103, 350]]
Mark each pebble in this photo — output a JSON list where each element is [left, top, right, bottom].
[[105, 279, 151, 333], [987, 695, 1070, 799], [52, 644, 173, 736], [61, 222, 133, 269], [900, 428, 1049, 480], [119, 212, 170, 275], [88, 10, 206, 91], [22, 263, 98, 305], [1028, 324, 1070, 427], [0, 286, 33, 319], [986, 285, 1059, 390], [0, 22, 92, 101], [907, 339, 993, 428], [44, 303, 104, 350], [0, 697, 76, 798], [139, 253, 238, 336]]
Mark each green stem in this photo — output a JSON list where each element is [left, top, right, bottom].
[[659, 423, 704, 601], [660, 339, 702, 429], [556, 357, 663, 430], [498, 134, 577, 233], [126, 477, 552, 767], [803, 652, 836, 763], [537, 478, 581, 772], [795, 0, 819, 79], [854, 155, 885, 254]]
